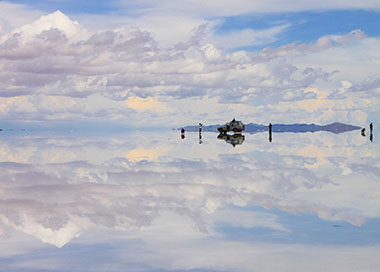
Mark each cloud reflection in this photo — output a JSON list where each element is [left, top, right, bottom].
[[0, 129, 379, 270]]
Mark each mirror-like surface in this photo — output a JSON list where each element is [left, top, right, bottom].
[[0, 128, 379, 272]]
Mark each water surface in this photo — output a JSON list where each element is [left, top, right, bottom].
[[0, 128, 379, 271]]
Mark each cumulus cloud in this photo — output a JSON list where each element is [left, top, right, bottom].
[[349, 74, 380, 93], [0, 10, 379, 126]]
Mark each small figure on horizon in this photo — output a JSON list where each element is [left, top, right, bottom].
[[181, 128, 185, 140], [370, 122, 373, 142], [269, 123, 272, 143], [199, 123, 203, 144], [361, 128, 366, 137]]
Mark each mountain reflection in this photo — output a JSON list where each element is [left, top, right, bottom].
[[0, 128, 379, 271], [187, 121, 371, 146]]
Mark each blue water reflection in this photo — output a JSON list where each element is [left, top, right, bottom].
[[0, 127, 379, 271], [217, 206, 380, 246]]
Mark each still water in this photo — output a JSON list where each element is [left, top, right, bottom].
[[0, 127, 379, 271]]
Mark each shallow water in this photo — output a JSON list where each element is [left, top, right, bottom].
[[0, 127, 379, 271]]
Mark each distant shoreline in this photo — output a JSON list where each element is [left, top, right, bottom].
[[181, 122, 361, 134]]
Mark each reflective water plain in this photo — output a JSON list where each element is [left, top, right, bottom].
[[0, 127, 379, 272]]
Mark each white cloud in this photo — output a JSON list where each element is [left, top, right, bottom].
[[8, 10, 88, 43], [210, 24, 290, 49], [211, 209, 289, 232], [257, 29, 367, 60], [0, 10, 379, 126]]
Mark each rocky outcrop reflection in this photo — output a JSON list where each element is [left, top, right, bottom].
[[217, 133, 245, 147]]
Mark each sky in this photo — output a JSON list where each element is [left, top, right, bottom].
[[1, 3, 380, 270], [0, 1, 380, 128]]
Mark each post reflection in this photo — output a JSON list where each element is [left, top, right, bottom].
[[199, 122, 203, 144]]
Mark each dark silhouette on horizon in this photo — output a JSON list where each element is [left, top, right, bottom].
[[199, 123, 202, 144], [181, 122, 361, 134], [217, 118, 245, 133], [269, 123, 272, 142]]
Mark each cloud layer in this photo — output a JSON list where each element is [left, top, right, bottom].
[[0, 10, 379, 126]]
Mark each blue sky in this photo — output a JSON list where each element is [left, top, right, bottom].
[[215, 10, 380, 49], [1, 0, 380, 48], [9, 0, 120, 14], [219, 205, 380, 246], [7, 1, 380, 47]]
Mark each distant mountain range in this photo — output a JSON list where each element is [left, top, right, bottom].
[[181, 122, 361, 134]]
